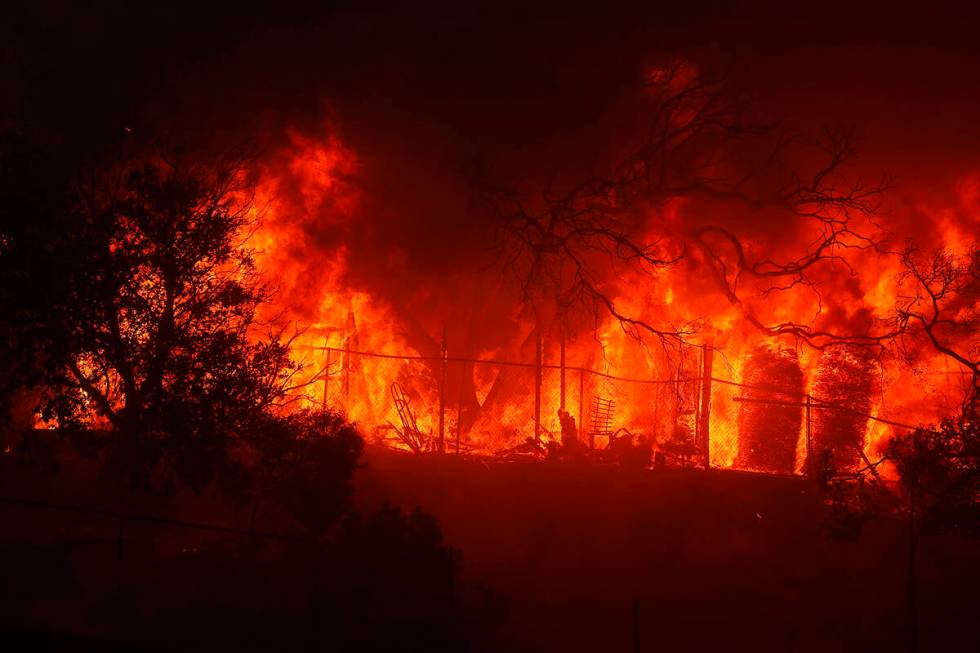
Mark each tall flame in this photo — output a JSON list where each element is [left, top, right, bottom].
[[247, 123, 976, 468]]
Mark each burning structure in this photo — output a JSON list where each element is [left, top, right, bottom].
[[2, 4, 977, 480], [3, 5, 980, 652], [232, 82, 975, 479]]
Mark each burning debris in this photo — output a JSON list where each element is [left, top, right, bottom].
[[389, 382, 431, 454], [588, 396, 616, 447]]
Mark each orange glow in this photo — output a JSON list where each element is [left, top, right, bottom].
[[244, 123, 975, 472]]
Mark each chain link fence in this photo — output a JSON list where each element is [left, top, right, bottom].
[[707, 377, 919, 477], [315, 346, 918, 476], [317, 347, 696, 455]]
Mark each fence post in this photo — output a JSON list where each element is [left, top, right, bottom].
[[455, 361, 463, 455], [560, 329, 566, 412], [322, 343, 330, 411], [534, 329, 542, 442], [580, 368, 588, 449], [805, 393, 813, 478], [438, 323, 447, 453], [344, 310, 353, 408], [698, 345, 713, 469]]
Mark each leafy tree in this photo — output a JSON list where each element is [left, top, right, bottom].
[[886, 405, 979, 539], [0, 140, 321, 490]]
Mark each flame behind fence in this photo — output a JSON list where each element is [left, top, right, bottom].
[[313, 345, 918, 476]]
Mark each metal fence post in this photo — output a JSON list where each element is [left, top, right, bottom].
[[438, 323, 447, 453], [344, 311, 353, 409], [534, 330, 542, 442], [559, 329, 566, 412], [698, 345, 713, 469], [805, 393, 813, 478], [455, 360, 463, 455], [580, 368, 588, 449], [322, 343, 330, 411]]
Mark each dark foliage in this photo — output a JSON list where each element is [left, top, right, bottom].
[[814, 448, 882, 542], [886, 405, 980, 538], [0, 503, 505, 652], [0, 133, 494, 648], [0, 135, 316, 491], [244, 409, 364, 535], [317, 505, 478, 650]]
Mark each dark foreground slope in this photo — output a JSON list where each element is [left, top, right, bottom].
[[355, 448, 980, 652], [2, 444, 977, 651]]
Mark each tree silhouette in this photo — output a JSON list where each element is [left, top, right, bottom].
[[1, 143, 316, 490], [893, 245, 979, 405], [887, 405, 979, 539], [488, 58, 886, 350]]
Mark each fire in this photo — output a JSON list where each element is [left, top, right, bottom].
[[245, 121, 976, 472], [246, 125, 431, 450]]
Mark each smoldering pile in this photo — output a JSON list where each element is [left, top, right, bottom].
[[736, 345, 804, 474]]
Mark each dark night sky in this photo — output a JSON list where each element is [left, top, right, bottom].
[[4, 1, 979, 298], [6, 1, 980, 159]]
